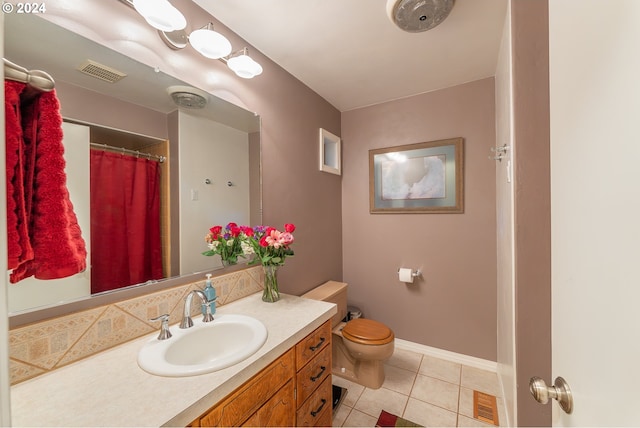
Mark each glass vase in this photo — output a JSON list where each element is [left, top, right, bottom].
[[262, 265, 280, 302], [221, 258, 237, 267]]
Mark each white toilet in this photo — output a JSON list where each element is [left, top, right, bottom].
[[302, 281, 395, 389]]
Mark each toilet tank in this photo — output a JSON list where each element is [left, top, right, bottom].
[[301, 281, 347, 328]]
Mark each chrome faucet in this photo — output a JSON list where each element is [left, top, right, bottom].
[[180, 289, 214, 329]]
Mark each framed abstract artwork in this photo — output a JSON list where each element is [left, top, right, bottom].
[[369, 137, 464, 213]]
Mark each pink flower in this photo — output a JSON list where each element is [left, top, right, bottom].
[[280, 232, 294, 246], [265, 229, 283, 248]]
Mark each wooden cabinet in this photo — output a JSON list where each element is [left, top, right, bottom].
[[242, 380, 295, 427], [195, 349, 295, 427], [295, 321, 332, 426], [296, 376, 332, 427], [190, 321, 332, 427]]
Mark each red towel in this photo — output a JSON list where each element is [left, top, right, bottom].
[[5, 81, 87, 283], [5, 81, 33, 270]]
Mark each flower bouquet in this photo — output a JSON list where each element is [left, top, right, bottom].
[[202, 222, 254, 265], [245, 223, 296, 302]]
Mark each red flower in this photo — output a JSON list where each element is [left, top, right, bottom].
[[241, 226, 254, 237], [259, 236, 269, 247], [229, 226, 241, 237], [284, 223, 296, 233], [210, 225, 222, 238], [226, 222, 238, 229]]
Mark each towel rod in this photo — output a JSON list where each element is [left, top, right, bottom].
[[3, 58, 55, 92]]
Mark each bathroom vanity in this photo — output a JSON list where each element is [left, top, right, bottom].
[[192, 321, 332, 427], [10, 293, 336, 427]]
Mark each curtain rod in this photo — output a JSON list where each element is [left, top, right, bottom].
[[3, 58, 55, 92], [90, 143, 166, 163]]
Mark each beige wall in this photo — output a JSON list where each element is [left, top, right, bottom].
[[177, 112, 250, 274], [341, 78, 498, 361], [55, 81, 168, 139]]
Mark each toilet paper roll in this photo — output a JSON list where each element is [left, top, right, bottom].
[[398, 268, 414, 283]]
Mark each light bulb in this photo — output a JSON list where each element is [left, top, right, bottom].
[[227, 53, 263, 79], [189, 24, 232, 59], [133, 0, 186, 32]]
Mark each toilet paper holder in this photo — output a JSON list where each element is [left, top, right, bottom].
[[397, 268, 421, 279]]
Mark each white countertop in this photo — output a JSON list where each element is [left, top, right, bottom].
[[10, 293, 336, 427]]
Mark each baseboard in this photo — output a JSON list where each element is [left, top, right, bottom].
[[394, 338, 498, 372]]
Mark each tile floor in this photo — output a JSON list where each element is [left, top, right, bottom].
[[332, 348, 506, 427]]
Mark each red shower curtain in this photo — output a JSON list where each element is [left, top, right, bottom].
[[90, 150, 163, 293]]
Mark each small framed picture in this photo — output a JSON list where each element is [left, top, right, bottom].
[[369, 137, 464, 213], [319, 128, 341, 175]]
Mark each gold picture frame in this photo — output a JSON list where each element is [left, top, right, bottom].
[[369, 137, 464, 213]]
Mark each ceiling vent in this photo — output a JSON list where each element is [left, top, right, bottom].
[[386, 0, 455, 33], [167, 85, 209, 109], [77, 60, 127, 83]]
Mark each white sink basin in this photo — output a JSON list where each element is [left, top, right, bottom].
[[137, 314, 268, 377]]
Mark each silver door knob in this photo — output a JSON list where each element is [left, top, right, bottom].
[[529, 376, 573, 414]]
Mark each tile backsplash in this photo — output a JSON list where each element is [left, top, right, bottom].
[[8, 266, 264, 385]]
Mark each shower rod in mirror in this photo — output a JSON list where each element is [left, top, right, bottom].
[[90, 143, 166, 163]]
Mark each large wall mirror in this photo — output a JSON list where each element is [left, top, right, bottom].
[[5, 13, 261, 324]]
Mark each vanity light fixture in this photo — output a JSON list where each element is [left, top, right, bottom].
[[188, 23, 232, 59], [131, 0, 186, 32], [225, 48, 263, 79], [120, 0, 263, 79]]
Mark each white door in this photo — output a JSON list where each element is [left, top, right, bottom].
[[549, 1, 640, 425]]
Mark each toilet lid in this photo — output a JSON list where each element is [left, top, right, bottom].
[[342, 319, 394, 345]]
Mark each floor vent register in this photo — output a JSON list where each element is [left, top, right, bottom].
[[473, 390, 499, 426]]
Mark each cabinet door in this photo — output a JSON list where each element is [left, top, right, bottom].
[[242, 380, 295, 427], [199, 349, 295, 427], [296, 376, 332, 427]]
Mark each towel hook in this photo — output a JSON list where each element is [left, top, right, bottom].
[[489, 144, 509, 162]]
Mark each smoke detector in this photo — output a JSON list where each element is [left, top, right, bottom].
[[167, 85, 209, 109]]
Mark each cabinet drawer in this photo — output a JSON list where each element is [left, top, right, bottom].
[[242, 380, 295, 427], [296, 321, 331, 369], [296, 375, 332, 427], [296, 345, 331, 407], [198, 348, 295, 427]]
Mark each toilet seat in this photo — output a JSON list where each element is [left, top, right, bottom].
[[342, 319, 394, 345]]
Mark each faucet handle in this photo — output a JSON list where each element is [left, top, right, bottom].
[[149, 314, 172, 340], [202, 303, 215, 323]]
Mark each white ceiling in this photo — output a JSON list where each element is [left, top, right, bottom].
[[194, 0, 508, 112]]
